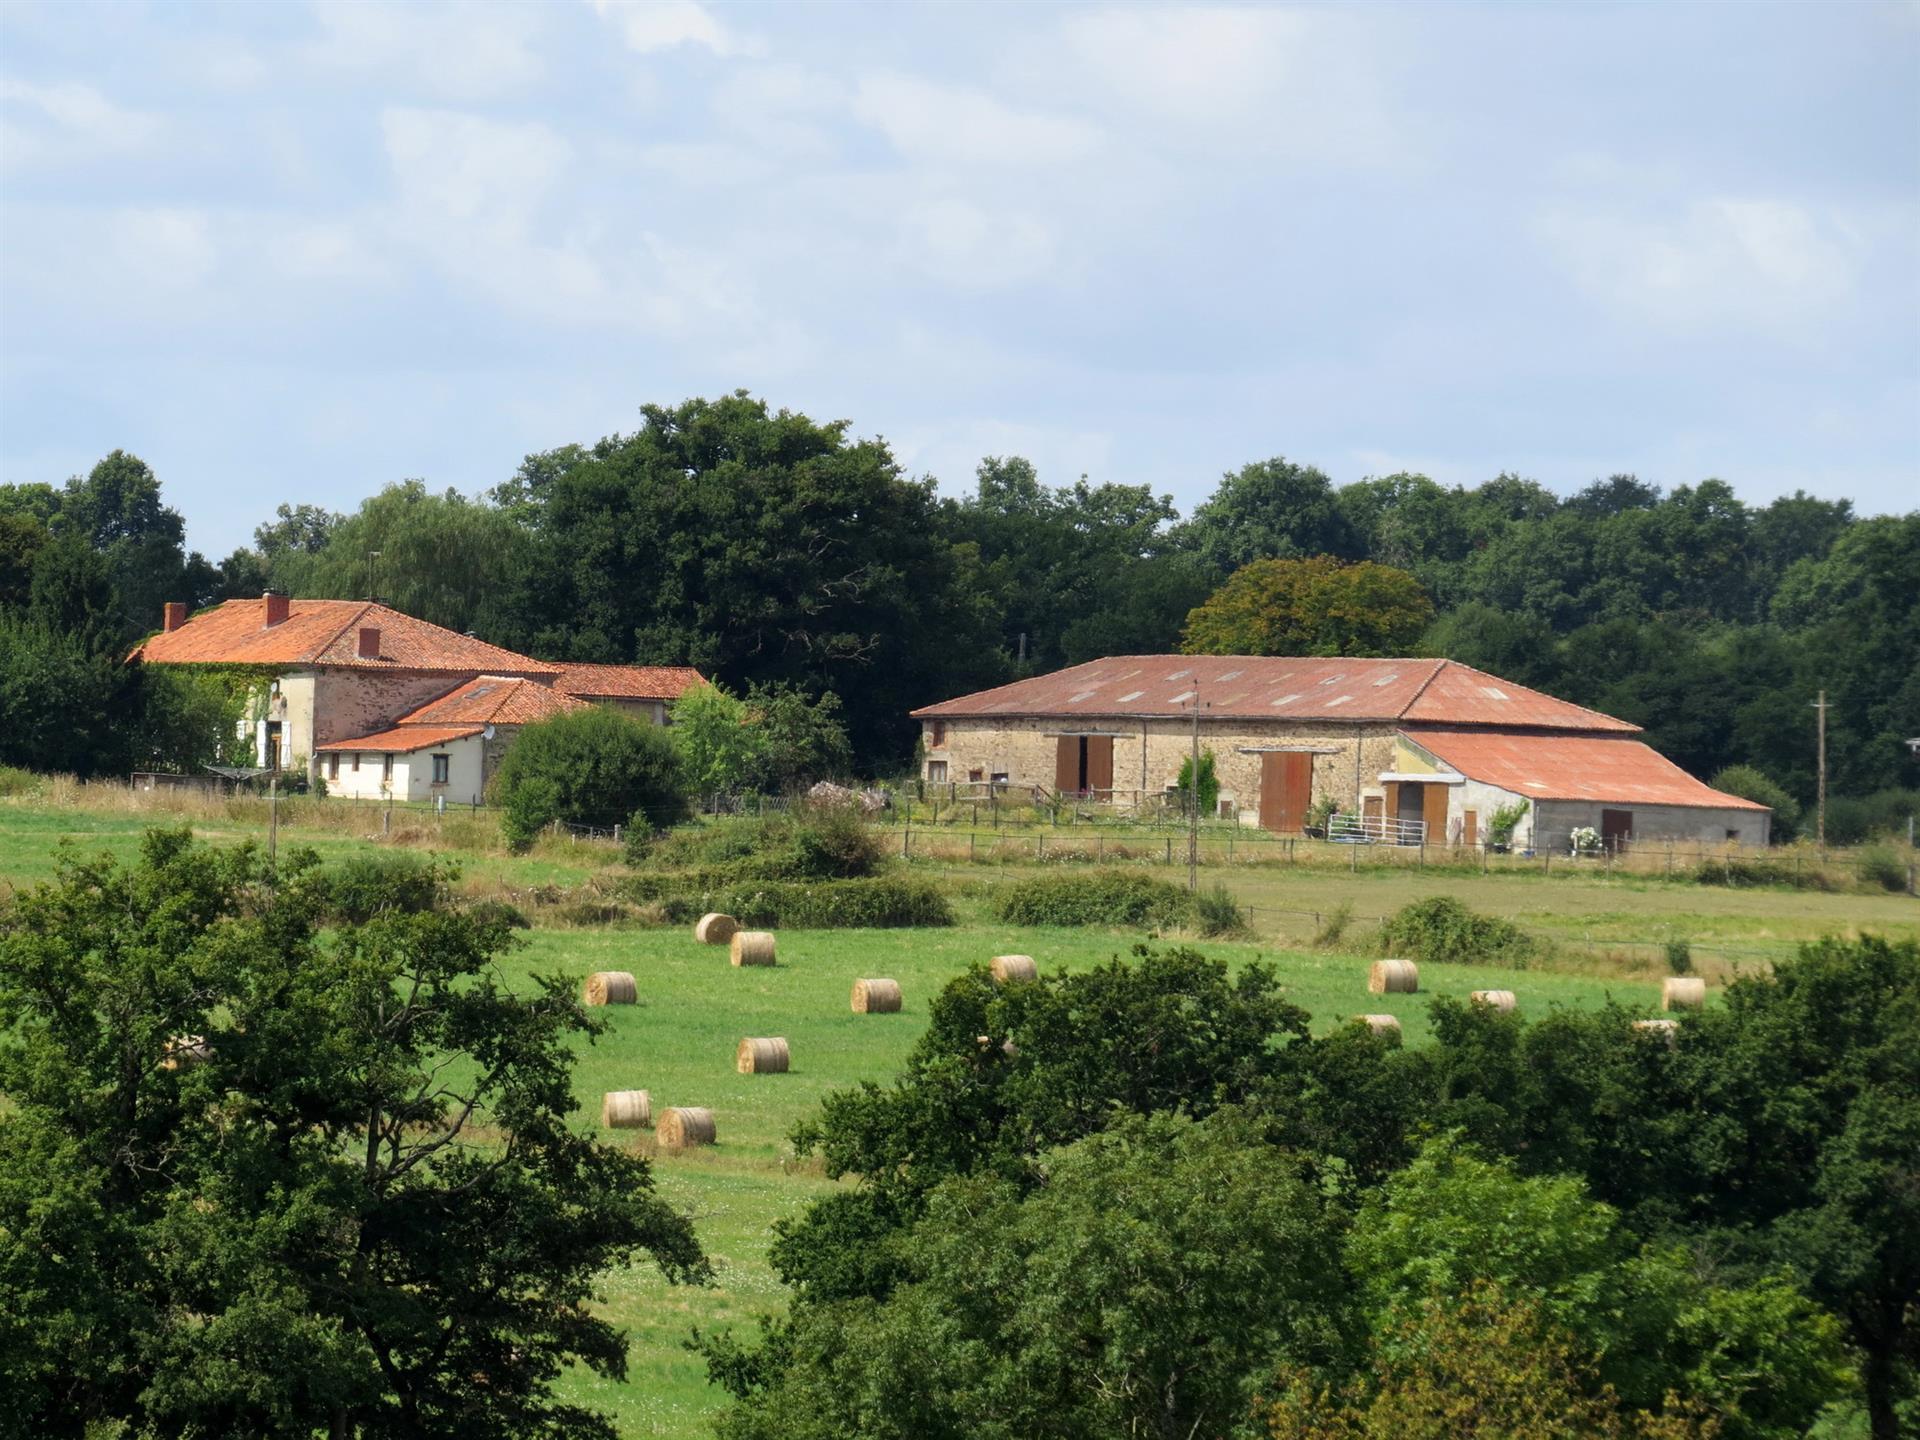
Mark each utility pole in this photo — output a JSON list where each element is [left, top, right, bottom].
[[1811, 690, 1828, 848]]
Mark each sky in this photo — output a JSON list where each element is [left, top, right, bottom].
[[1, 0, 1915, 560]]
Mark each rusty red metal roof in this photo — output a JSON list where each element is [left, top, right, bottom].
[[400, 676, 590, 727], [551, 662, 706, 701], [1402, 727, 1768, 809], [315, 724, 484, 754], [135, 599, 559, 675], [911, 655, 1638, 732]]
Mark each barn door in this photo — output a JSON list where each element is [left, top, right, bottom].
[[1259, 752, 1311, 833], [1086, 737, 1114, 796], [1462, 809, 1478, 847], [1425, 783, 1449, 846], [1054, 737, 1078, 793], [1601, 808, 1633, 854]]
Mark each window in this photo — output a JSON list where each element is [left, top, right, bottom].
[[927, 760, 948, 783], [431, 754, 450, 785], [1726, 828, 1739, 841], [327, 753, 340, 781], [382, 754, 393, 783], [990, 771, 1008, 785], [929, 720, 947, 748], [969, 768, 984, 783], [351, 753, 360, 773]]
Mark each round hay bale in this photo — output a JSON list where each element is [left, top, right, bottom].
[[1470, 989, 1518, 1013], [657, 1106, 716, 1147], [1356, 1014, 1402, 1036], [600, 1089, 652, 1129], [736, 1037, 791, 1074], [851, 978, 902, 1013], [694, 912, 739, 945], [990, 954, 1037, 985], [1662, 977, 1706, 1012], [730, 931, 777, 967], [160, 1034, 211, 1071], [1632, 1018, 1681, 1045], [1369, 959, 1419, 995], [583, 971, 637, 1006]]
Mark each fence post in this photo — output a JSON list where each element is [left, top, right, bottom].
[[1227, 830, 1233, 862], [1418, 841, 1424, 871], [1097, 833, 1104, 860], [1036, 833, 1044, 860], [1166, 836, 1173, 866], [613, 823, 621, 845], [969, 832, 976, 863]]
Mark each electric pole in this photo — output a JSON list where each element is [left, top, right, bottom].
[[1811, 690, 1828, 849]]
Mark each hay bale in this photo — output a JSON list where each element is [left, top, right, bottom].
[[583, 971, 638, 1006], [1369, 959, 1419, 995], [160, 1034, 211, 1071], [851, 978, 902, 1013], [694, 912, 739, 945], [1471, 989, 1517, 1013], [657, 1106, 716, 1147], [1356, 1014, 1402, 1035], [990, 954, 1037, 985], [1662, 977, 1706, 1011], [1633, 1018, 1681, 1045], [730, 931, 776, 967], [736, 1037, 791, 1074], [600, 1090, 652, 1129]]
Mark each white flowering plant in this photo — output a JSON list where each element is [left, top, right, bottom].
[[1569, 825, 1602, 854]]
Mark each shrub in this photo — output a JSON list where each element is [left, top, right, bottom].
[[1824, 787, 1920, 845], [1193, 882, 1248, 938], [1379, 895, 1537, 967], [316, 850, 444, 922], [0, 764, 42, 797], [1857, 845, 1909, 894], [1709, 764, 1801, 841], [1174, 749, 1219, 817], [627, 807, 885, 881], [1313, 902, 1355, 950], [1487, 799, 1530, 847], [994, 870, 1195, 929], [1691, 856, 1841, 892], [460, 897, 531, 930], [1664, 937, 1693, 976], [490, 707, 689, 851], [715, 877, 953, 928]]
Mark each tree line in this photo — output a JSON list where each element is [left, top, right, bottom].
[[3, 393, 1915, 828]]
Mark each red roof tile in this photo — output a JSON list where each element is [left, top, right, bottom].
[[551, 662, 706, 701], [911, 655, 1638, 733], [315, 724, 484, 754], [134, 599, 559, 675], [1402, 727, 1768, 809], [400, 676, 590, 726]]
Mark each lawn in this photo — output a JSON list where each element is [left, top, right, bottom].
[[4, 789, 1915, 1438]]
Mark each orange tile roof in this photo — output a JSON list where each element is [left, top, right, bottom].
[[400, 676, 590, 727], [551, 662, 706, 701], [911, 655, 1638, 732], [134, 599, 559, 675], [1401, 728, 1769, 809], [315, 724, 483, 754]]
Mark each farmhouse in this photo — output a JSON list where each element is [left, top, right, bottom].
[[134, 595, 704, 803], [911, 654, 1770, 851]]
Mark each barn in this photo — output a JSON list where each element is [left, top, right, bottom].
[[910, 654, 1770, 852]]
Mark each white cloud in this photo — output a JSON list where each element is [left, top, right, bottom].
[[1537, 197, 1860, 335], [591, 0, 752, 57], [306, 2, 546, 100], [0, 79, 158, 168], [897, 194, 1060, 290], [852, 73, 1100, 169]]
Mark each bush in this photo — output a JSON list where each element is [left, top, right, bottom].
[[1193, 883, 1248, 938], [712, 877, 953, 929], [490, 707, 689, 851], [1858, 845, 1910, 894], [1313, 902, 1355, 949], [1692, 856, 1841, 892], [994, 870, 1195, 929], [0, 764, 42, 797], [1825, 788, 1920, 846], [1174, 749, 1219, 817], [1709, 764, 1801, 841], [315, 850, 445, 923], [1379, 896, 1537, 967], [1664, 938, 1693, 976], [627, 807, 885, 881]]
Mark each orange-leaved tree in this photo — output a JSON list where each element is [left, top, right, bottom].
[[1181, 555, 1432, 656]]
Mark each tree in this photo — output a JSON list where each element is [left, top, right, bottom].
[[742, 682, 853, 790], [489, 707, 690, 848], [1177, 457, 1356, 574], [0, 614, 143, 776], [1175, 747, 1219, 816], [1708, 765, 1800, 840], [1182, 556, 1432, 657], [671, 680, 766, 795], [0, 829, 708, 1438], [708, 1112, 1351, 1440]]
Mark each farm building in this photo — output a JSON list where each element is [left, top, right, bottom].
[[134, 594, 703, 802], [911, 654, 1770, 851]]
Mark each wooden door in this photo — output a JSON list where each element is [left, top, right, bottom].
[[1425, 782, 1450, 846], [1258, 752, 1311, 833], [1383, 781, 1401, 826], [1086, 736, 1114, 796], [1362, 794, 1383, 838], [1054, 736, 1078, 793], [1601, 808, 1633, 853], [1462, 809, 1478, 847]]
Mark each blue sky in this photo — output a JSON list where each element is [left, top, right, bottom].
[[2, 0, 1915, 558]]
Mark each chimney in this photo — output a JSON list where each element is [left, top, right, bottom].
[[263, 591, 291, 627], [162, 601, 187, 633], [358, 626, 381, 660]]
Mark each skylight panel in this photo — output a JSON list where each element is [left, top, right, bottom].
[[1215, 669, 1243, 681], [1317, 674, 1344, 685], [1117, 690, 1145, 702], [1271, 693, 1303, 707], [1480, 686, 1509, 700], [1169, 690, 1196, 705], [1326, 694, 1353, 707], [1068, 691, 1096, 703], [1164, 669, 1191, 681], [1371, 673, 1399, 686]]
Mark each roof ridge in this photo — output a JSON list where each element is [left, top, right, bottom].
[[310, 598, 375, 654], [1392, 658, 1450, 719]]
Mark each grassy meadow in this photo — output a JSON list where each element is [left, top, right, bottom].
[[3, 782, 1915, 1437]]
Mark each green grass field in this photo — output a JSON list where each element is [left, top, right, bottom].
[[3, 789, 1915, 1437]]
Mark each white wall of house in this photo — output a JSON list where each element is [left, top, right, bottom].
[[318, 736, 486, 805]]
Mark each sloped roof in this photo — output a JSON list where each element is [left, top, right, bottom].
[[400, 675, 590, 727], [551, 662, 706, 701], [1402, 728, 1768, 809], [135, 599, 559, 676], [911, 655, 1637, 733], [315, 724, 484, 754]]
